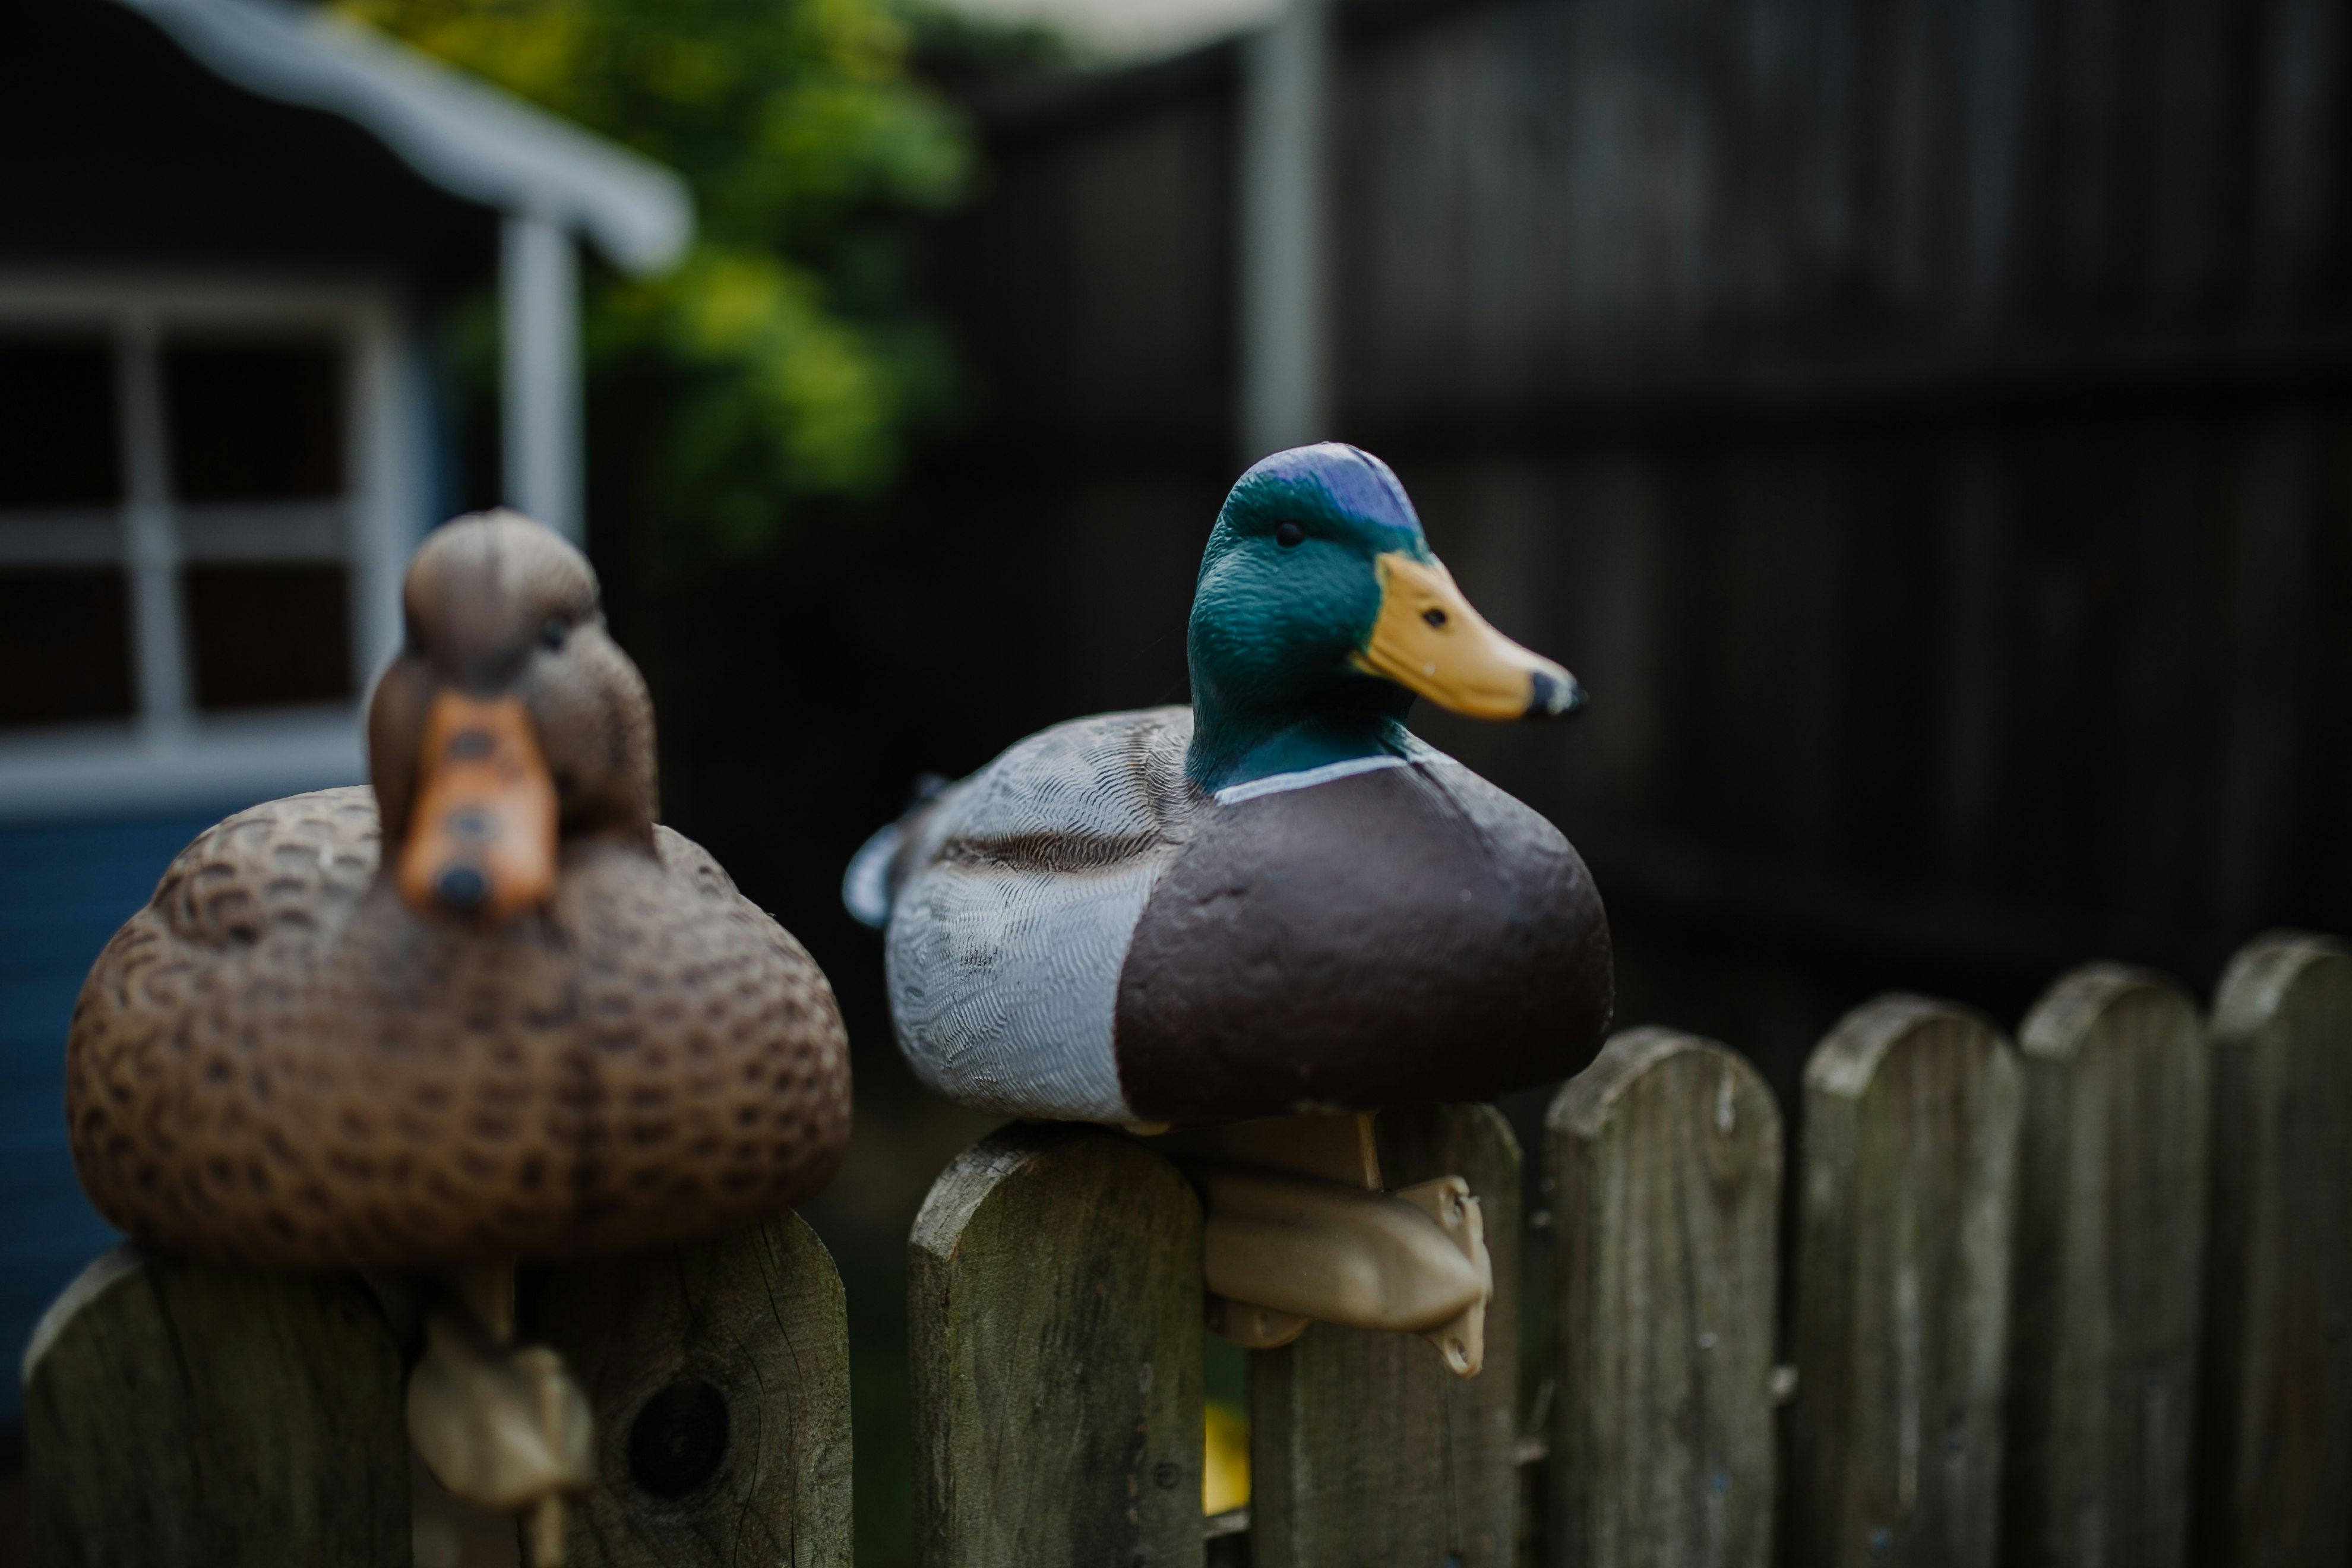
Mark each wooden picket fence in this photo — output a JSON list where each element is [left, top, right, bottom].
[[22, 931, 2352, 1568], [909, 930, 2352, 1568]]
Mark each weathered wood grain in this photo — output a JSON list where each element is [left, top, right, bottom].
[[23, 1244, 409, 1567], [2001, 965, 2208, 1568], [909, 1123, 1205, 1568], [1789, 995, 2022, 1568], [1547, 1028, 1783, 1568], [529, 1212, 852, 1567], [2194, 931, 2352, 1568], [1248, 1103, 1521, 1568]]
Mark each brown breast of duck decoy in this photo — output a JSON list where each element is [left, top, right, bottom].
[[1110, 758, 1611, 1124], [65, 513, 850, 1270]]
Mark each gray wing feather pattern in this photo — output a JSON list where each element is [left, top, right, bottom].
[[880, 707, 1201, 1121]]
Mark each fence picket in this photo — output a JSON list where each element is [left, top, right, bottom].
[[909, 1123, 1205, 1568], [23, 1244, 409, 1566], [1247, 1103, 1522, 1568], [2001, 965, 2209, 1567], [1545, 1028, 1783, 1568], [530, 1212, 852, 1566], [2194, 932, 2352, 1568], [1790, 995, 2022, 1568]]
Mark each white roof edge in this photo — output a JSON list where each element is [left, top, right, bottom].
[[112, 0, 694, 275]]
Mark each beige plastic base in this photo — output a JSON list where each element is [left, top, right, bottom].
[[404, 1275, 595, 1568], [1188, 1113, 1495, 1378]]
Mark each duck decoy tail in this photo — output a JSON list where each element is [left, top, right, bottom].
[[843, 772, 956, 929], [842, 821, 903, 929]]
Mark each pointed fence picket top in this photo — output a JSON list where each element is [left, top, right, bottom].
[[909, 1123, 1206, 1568], [2195, 932, 2352, 1568], [530, 1212, 853, 1566], [2002, 965, 2209, 1568], [1545, 1028, 1784, 1568], [23, 1245, 410, 1567], [1789, 995, 2022, 1568], [1247, 1103, 1523, 1568]]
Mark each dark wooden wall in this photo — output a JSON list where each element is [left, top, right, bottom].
[[1336, 0, 2352, 401], [884, 0, 2352, 1092]]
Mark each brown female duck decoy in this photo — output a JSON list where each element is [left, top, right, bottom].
[[65, 511, 850, 1559]]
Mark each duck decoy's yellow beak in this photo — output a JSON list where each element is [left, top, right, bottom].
[[1352, 552, 1584, 720], [398, 692, 560, 921]]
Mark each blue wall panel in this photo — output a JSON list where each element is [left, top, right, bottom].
[[0, 810, 219, 1426]]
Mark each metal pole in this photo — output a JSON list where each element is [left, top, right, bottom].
[[501, 213, 583, 543], [1239, 0, 1330, 463], [117, 309, 189, 735]]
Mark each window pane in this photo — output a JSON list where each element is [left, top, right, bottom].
[[184, 563, 354, 711], [165, 342, 344, 501], [0, 568, 134, 729], [0, 340, 120, 508]]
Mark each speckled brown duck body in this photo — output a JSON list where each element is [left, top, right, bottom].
[[66, 513, 850, 1271]]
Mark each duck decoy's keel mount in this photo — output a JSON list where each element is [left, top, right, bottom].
[[1392, 1175, 1492, 1375], [1203, 1169, 1493, 1375], [406, 1266, 595, 1568], [1203, 1294, 1313, 1349], [1183, 1112, 1496, 1377], [451, 1259, 519, 1342]]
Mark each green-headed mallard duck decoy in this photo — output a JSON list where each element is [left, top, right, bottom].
[[66, 511, 851, 1559], [846, 443, 1612, 1128]]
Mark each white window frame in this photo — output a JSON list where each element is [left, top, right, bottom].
[[0, 274, 422, 820]]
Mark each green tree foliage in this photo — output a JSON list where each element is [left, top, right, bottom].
[[339, 0, 975, 560]]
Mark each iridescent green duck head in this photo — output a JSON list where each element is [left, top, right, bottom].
[[1186, 442, 1583, 794]]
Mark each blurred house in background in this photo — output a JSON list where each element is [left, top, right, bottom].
[[0, 0, 688, 1426]]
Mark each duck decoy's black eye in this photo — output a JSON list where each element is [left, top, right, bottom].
[[539, 616, 569, 651], [1275, 521, 1305, 548], [1422, 608, 1449, 628]]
